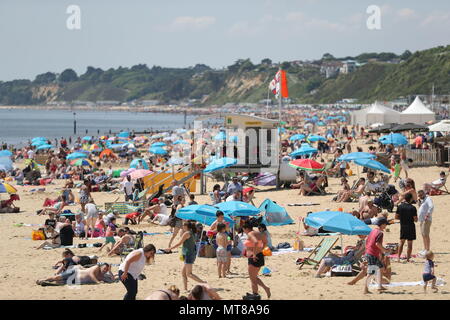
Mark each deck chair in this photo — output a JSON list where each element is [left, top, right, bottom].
[[298, 237, 339, 269], [120, 231, 144, 261]]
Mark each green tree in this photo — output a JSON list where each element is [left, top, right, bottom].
[[58, 69, 78, 82], [34, 72, 56, 85], [261, 58, 272, 65], [322, 53, 335, 61], [400, 50, 412, 61]]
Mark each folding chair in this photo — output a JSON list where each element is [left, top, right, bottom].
[[298, 237, 339, 269]]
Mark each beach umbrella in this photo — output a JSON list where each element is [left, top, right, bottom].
[[107, 137, 117, 141], [31, 137, 47, 143], [391, 123, 429, 133], [89, 144, 103, 151], [307, 135, 327, 142], [338, 152, 376, 162], [229, 136, 238, 143], [149, 147, 167, 155], [176, 204, 235, 226], [203, 157, 237, 173], [151, 134, 163, 139], [288, 159, 324, 171], [122, 143, 136, 149], [151, 142, 166, 147], [305, 211, 371, 236], [369, 123, 398, 134], [0, 150, 13, 157], [82, 136, 92, 141], [317, 121, 326, 127], [118, 131, 130, 138], [36, 144, 54, 151], [290, 144, 318, 157], [216, 201, 260, 217], [379, 133, 408, 146], [99, 149, 117, 159], [176, 128, 187, 134], [99, 136, 108, 140], [71, 159, 95, 167], [120, 168, 136, 178], [130, 158, 149, 169], [127, 169, 153, 180], [108, 143, 125, 151], [289, 134, 306, 142], [214, 131, 227, 141], [370, 123, 384, 128], [0, 182, 17, 194], [66, 152, 88, 160], [133, 136, 148, 142], [173, 139, 189, 145], [354, 158, 390, 174], [31, 140, 47, 147]]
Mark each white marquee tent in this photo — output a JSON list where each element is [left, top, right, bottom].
[[351, 102, 401, 126], [400, 97, 435, 124]]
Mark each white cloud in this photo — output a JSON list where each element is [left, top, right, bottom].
[[168, 16, 216, 31]]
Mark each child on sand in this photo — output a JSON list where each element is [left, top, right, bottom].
[[99, 217, 117, 252], [216, 223, 230, 278], [423, 251, 438, 293], [393, 158, 402, 183]]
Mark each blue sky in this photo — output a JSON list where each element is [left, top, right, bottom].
[[1, 0, 449, 81]]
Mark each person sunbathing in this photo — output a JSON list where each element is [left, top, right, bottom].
[[36, 264, 112, 286], [337, 178, 366, 203], [145, 285, 180, 300], [54, 249, 98, 274], [360, 200, 380, 220], [315, 237, 366, 278], [423, 171, 447, 194], [36, 226, 61, 250], [334, 177, 350, 202], [188, 284, 221, 300], [395, 178, 418, 204], [0, 194, 20, 213], [37, 200, 66, 216], [290, 171, 311, 189], [298, 175, 325, 196]]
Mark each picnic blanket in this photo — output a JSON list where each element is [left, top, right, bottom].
[[369, 278, 445, 288]]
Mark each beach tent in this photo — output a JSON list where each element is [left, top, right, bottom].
[[400, 97, 435, 124], [351, 102, 401, 126], [259, 199, 294, 226], [429, 120, 450, 132]]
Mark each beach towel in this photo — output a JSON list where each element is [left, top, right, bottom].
[[143, 232, 171, 236], [288, 203, 320, 207], [388, 254, 418, 259], [369, 278, 445, 288]]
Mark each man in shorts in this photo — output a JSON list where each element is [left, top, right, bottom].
[[364, 218, 390, 294]]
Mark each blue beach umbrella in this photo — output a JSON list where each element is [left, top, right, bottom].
[[0, 150, 13, 157], [151, 142, 166, 147], [82, 136, 92, 141], [118, 131, 130, 138], [31, 140, 47, 147], [149, 147, 167, 155], [379, 133, 408, 146], [36, 144, 54, 151], [216, 201, 260, 217], [173, 140, 189, 145], [305, 211, 371, 236], [66, 152, 88, 160], [317, 121, 326, 127], [289, 134, 306, 142], [354, 158, 390, 174], [307, 135, 327, 142], [130, 158, 149, 169], [229, 136, 238, 143], [176, 204, 235, 226], [290, 144, 318, 157], [338, 152, 376, 162], [31, 137, 47, 143], [203, 157, 237, 173], [167, 157, 185, 165]]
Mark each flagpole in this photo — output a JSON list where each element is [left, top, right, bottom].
[[278, 67, 282, 123]]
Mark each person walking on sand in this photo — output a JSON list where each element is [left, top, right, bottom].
[[242, 222, 271, 299], [118, 244, 156, 300], [364, 218, 391, 294], [417, 190, 434, 253], [166, 221, 206, 291], [422, 251, 438, 293], [395, 193, 418, 262]]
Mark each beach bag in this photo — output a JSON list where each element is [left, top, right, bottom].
[[204, 244, 216, 258], [32, 229, 46, 241], [330, 264, 353, 277]]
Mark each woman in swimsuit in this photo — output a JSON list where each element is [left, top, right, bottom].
[[145, 285, 180, 300], [242, 222, 271, 298], [54, 249, 98, 274], [93, 212, 106, 237]]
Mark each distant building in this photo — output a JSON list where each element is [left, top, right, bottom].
[[141, 100, 160, 106], [340, 61, 357, 74], [96, 100, 120, 106], [320, 61, 343, 78]]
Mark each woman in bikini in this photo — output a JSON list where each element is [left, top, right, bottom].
[[242, 222, 271, 298], [145, 285, 180, 300]]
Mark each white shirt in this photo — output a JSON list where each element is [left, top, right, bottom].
[[154, 214, 170, 226], [418, 196, 434, 222], [159, 203, 168, 216], [27, 150, 34, 159], [104, 213, 115, 225], [85, 203, 98, 216], [119, 248, 146, 280], [122, 180, 133, 195]]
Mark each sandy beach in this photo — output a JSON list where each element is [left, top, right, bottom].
[[1, 155, 449, 300]]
